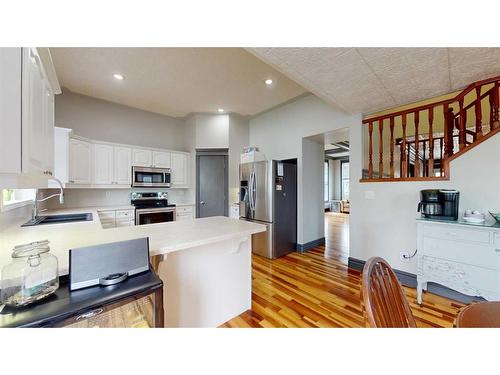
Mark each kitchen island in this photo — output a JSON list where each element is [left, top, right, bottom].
[[0, 209, 266, 327]]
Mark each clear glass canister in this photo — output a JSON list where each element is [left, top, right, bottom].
[[1, 240, 59, 307]]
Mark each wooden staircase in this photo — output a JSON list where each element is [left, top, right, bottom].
[[361, 76, 500, 182]]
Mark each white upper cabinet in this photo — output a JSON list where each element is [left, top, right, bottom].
[[93, 144, 131, 186], [69, 139, 92, 184], [114, 146, 132, 185], [0, 47, 60, 180], [22, 48, 55, 176], [152, 151, 171, 168], [132, 148, 152, 167], [0, 48, 22, 173], [171, 152, 189, 186], [93, 143, 114, 184]]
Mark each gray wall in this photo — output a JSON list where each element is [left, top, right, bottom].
[[302, 137, 326, 243], [249, 94, 361, 244], [56, 90, 188, 151]]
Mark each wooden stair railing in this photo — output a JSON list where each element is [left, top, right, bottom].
[[362, 76, 500, 182]]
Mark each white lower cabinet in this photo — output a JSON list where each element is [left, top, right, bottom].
[[98, 208, 134, 229], [69, 138, 92, 185], [176, 205, 194, 221], [417, 220, 500, 303]]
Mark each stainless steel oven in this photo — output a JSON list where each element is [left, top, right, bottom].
[[132, 166, 171, 188], [131, 191, 176, 225], [135, 207, 176, 225]]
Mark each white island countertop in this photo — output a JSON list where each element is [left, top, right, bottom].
[[0, 207, 266, 276]]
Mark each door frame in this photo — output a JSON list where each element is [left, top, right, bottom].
[[195, 149, 229, 218]]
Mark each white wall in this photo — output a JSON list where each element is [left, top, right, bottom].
[[350, 132, 500, 274], [195, 114, 229, 149], [328, 159, 341, 201], [56, 90, 188, 151], [249, 94, 361, 244], [228, 115, 249, 205]]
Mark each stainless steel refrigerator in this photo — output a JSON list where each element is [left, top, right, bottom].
[[239, 160, 297, 259]]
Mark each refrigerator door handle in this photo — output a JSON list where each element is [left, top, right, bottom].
[[251, 170, 257, 213], [248, 171, 254, 212]]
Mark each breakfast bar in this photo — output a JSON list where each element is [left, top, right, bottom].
[[0, 211, 266, 327]]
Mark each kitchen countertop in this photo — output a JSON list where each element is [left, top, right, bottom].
[[0, 207, 266, 278], [416, 217, 500, 229]]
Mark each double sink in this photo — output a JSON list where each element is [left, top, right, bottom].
[[21, 213, 93, 227]]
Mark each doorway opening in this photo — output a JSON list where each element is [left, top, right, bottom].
[[305, 127, 350, 261], [196, 149, 229, 218]]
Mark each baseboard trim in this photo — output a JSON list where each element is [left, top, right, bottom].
[[347, 257, 485, 304], [296, 237, 325, 253]]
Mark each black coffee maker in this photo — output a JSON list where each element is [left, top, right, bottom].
[[417, 189, 459, 221]]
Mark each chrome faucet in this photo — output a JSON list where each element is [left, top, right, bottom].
[[32, 177, 65, 221]]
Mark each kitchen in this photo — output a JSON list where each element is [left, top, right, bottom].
[[0, 47, 308, 327]]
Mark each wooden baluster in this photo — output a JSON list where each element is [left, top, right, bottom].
[[428, 107, 434, 177], [401, 114, 407, 178], [414, 111, 420, 178], [389, 117, 395, 178], [406, 140, 411, 177], [490, 90, 494, 131], [368, 121, 374, 179], [493, 81, 500, 130], [443, 103, 454, 158], [475, 86, 483, 139], [439, 138, 444, 176], [458, 99, 466, 150], [422, 141, 427, 177], [378, 120, 384, 178]]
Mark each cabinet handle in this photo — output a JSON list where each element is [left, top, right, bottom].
[[75, 308, 104, 321], [69, 180, 75, 183]]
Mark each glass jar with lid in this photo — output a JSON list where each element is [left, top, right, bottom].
[[1, 240, 59, 307]]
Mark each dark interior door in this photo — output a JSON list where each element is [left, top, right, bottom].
[[197, 155, 227, 218], [273, 161, 297, 258]]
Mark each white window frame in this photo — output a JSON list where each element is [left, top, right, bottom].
[[1, 189, 35, 212]]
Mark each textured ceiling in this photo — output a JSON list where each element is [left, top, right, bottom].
[[50, 48, 307, 118], [248, 48, 500, 115]]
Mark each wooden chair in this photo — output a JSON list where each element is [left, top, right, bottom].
[[362, 257, 417, 328]]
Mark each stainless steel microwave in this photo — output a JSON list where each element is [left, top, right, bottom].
[[132, 166, 171, 188]]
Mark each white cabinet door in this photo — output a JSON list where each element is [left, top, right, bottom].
[[22, 48, 49, 175], [0, 48, 22, 173], [132, 149, 152, 167], [93, 143, 114, 184], [114, 146, 132, 185], [152, 151, 171, 168], [171, 152, 188, 186], [69, 139, 92, 184], [42, 80, 55, 175]]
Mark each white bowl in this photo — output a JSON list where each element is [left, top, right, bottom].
[[463, 216, 485, 224]]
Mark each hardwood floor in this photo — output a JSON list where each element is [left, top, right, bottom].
[[220, 212, 464, 328]]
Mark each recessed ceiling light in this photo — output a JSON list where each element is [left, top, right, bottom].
[[265, 79, 273, 85], [113, 73, 125, 80], [217, 108, 224, 113]]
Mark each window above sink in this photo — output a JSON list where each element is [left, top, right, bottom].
[[1, 189, 36, 212]]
